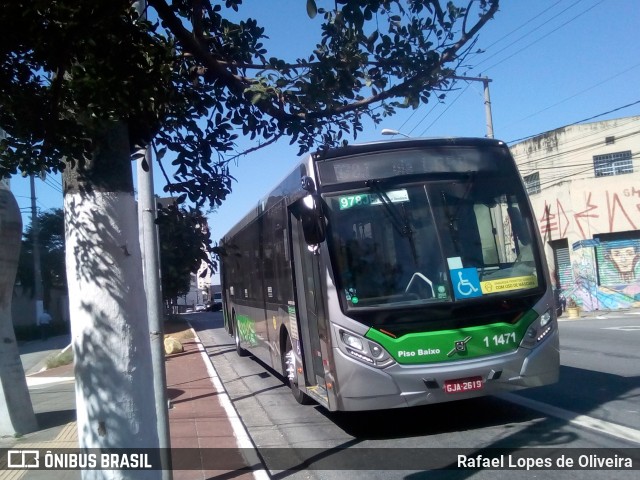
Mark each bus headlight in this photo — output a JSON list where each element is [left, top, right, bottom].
[[340, 331, 364, 351], [520, 309, 554, 348], [339, 329, 394, 367], [540, 310, 552, 327]]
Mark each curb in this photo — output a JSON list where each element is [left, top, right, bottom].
[[186, 324, 270, 480]]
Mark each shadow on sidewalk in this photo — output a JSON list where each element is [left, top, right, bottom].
[[35, 409, 76, 430]]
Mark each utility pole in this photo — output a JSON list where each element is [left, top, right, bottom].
[[29, 175, 44, 320], [382, 76, 495, 139], [450, 75, 494, 138], [137, 146, 172, 478], [133, 1, 172, 478]]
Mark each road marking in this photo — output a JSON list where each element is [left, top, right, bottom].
[[26, 376, 74, 387], [500, 392, 640, 445], [191, 327, 270, 480], [603, 326, 640, 331]]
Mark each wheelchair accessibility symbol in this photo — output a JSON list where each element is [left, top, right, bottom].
[[451, 268, 482, 300]]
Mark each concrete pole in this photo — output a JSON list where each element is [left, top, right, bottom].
[[449, 75, 495, 138], [132, 2, 171, 477], [137, 147, 172, 478], [29, 175, 44, 319], [482, 77, 494, 139]]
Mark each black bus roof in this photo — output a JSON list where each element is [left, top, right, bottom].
[[312, 137, 508, 161]]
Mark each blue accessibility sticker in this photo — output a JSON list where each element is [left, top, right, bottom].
[[450, 268, 482, 300]]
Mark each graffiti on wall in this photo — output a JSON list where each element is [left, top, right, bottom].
[[539, 189, 639, 241], [568, 241, 640, 311], [537, 187, 640, 311]]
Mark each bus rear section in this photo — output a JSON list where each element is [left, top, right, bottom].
[[221, 138, 560, 412]]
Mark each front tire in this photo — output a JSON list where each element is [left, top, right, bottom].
[[282, 335, 312, 405], [233, 313, 249, 357]]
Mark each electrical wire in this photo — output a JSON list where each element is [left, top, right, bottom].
[[514, 122, 640, 166], [516, 128, 640, 174], [416, 82, 471, 136], [43, 177, 63, 194], [404, 1, 599, 138], [521, 147, 640, 191], [478, 1, 604, 74], [508, 100, 640, 145], [472, 0, 584, 71]]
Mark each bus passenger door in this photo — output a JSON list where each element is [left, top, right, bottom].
[[289, 206, 330, 405]]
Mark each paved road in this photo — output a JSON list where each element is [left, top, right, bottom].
[[190, 311, 640, 480], [514, 314, 640, 438], [19, 334, 72, 375]]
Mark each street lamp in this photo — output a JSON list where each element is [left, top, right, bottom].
[[381, 128, 410, 138]]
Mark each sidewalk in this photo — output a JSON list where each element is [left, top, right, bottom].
[[2, 328, 263, 480]]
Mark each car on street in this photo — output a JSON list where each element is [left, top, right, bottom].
[[208, 292, 223, 312], [194, 303, 206, 312]]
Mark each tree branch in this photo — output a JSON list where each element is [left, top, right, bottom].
[[226, 133, 283, 164], [148, 0, 249, 92], [149, 0, 499, 124], [148, 0, 300, 124]]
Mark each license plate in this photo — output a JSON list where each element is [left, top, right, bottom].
[[443, 376, 483, 394]]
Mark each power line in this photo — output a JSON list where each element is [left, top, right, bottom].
[[514, 121, 640, 168], [407, 1, 598, 139], [508, 100, 640, 145], [42, 176, 63, 194], [506, 63, 640, 130], [416, 83, 471, 136], [516, 129, 640, 176], [405, 96, 447, 136], [478, 0, 603, 74], [472, 0, 583, 71]]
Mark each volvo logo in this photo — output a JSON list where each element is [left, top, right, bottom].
[[447, 336, 472, 357]]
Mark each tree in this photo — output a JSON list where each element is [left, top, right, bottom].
[[0, 1, 500, 477], [156, 203, 212, 307], [0, 183, 37, 436], [17, 208, 67, 308]]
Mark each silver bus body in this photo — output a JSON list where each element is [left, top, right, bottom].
[[220, 138, 559, 411]]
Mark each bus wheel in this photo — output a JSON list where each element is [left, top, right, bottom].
[[233, 314, 248, 357], [282, 336, 312, 405]]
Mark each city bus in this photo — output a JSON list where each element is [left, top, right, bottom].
[[219, 137, 559, 411]]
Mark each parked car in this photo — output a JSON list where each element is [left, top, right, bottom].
[[194, 303, 206, 312], [208, 292, 223, 312]]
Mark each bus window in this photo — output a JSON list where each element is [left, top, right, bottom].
[[324, 173, 540, 310]]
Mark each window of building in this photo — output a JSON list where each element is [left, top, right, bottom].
[[593, 150, 633, 177], [605, 136, 615, 145], [523, 172, 540, 195]]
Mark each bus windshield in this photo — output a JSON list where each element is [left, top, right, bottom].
[[324, 173, 541, 310]]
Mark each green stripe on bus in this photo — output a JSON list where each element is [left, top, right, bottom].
[[365, 310, 538, 364]]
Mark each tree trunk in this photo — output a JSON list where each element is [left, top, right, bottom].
[[0, 182, 38, 436], [63, 122, 160, 479]]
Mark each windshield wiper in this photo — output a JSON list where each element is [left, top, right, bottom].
[[440, 172, 475, 255], [365, 179, 418, 265]]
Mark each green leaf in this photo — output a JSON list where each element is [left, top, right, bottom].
[[306, 0, 318, 18], [156, 147, 167, 161]]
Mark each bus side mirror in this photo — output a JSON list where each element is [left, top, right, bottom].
[[301, 194, 326, 245]]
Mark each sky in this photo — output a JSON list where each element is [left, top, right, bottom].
[[7, 0, 640, 285]]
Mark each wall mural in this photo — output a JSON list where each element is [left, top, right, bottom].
[[537, 186, 640, 312]]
